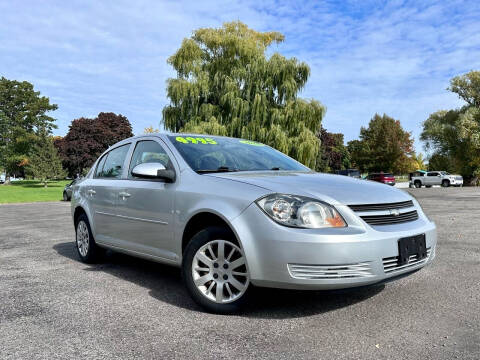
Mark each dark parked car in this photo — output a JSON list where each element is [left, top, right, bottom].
[[335, 169, 361, 178], [63, 179, 79, 201], [366, 173, 396, 186]]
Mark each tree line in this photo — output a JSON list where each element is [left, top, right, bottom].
[[1, 21, 479, 185]]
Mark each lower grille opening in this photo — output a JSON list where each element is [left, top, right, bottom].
[[382, 247, 432, 273], [288, 263, 373, 280]]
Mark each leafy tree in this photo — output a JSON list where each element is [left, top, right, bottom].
[[392, 154, 417, 174], [410, 152, 426, 171], [144, 126, 160, 134], [163, 21, 325, 168], [0, 77, 58, 182], [346, 139, 371, 172], [421, 70, 480, 183], [27, 132, 66, 187], [55, 112, 133, 177], [316, 128, 350, 172], [347, 113, 413, 173], [448, 71, 480, 107], [427, 153, 456, 172]]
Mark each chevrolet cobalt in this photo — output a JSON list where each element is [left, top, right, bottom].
[[71, 134, 436, 313]]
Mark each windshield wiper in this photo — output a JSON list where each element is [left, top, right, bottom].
[[196, 166, 240, 174]]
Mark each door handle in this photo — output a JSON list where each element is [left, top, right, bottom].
[[87, 189, 96, 196], [119, 191, 131, 199]]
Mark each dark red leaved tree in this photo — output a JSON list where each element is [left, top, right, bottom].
[[55, 113, 133, 177]]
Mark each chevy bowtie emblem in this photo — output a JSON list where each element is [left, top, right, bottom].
[[389, 209, 400, 216]]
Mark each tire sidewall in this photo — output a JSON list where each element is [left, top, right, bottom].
[[182, 226, 250, 314]]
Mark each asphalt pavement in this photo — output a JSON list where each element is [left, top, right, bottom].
[[0, 187, 479, 359]]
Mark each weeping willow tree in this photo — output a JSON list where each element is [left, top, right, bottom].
[[163, 21, 325, 168]]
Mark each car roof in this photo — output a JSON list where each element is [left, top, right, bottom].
[[113, 133, 249, 145]]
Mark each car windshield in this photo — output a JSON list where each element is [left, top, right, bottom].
[[441, 171, 450, 175], [168, 135, 309, 173]]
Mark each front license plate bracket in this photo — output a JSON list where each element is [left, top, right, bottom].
[[398, 234, 427, 265]]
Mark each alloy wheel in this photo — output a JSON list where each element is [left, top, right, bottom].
[[76, 220, 90, 257], [192, 240, 249, 304]]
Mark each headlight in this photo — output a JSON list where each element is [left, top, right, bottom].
[[256, 194, 346, 228]]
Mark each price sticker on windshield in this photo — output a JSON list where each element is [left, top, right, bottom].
[[175, 136, 217, 145]]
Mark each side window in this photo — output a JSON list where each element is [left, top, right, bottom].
[[97, 144, 131, 179], [427, 172, 437, 177], [95, 154, 108, 178], [128, 140, 171, 179]]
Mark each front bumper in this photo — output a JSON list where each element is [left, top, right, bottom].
[[449, 179, 463, 186], [231, 203, 437, 290]]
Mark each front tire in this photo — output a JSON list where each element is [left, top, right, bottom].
[[442, 180, 450, 187], [63, 191, 69, 201], [182, 226, 250, 314], [75, 214, 103, 263]]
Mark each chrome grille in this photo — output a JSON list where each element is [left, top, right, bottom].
[[349, 200, 413, 212], [455, 176, 463, 180], [348, 201, 419, 226], [360, 210, 419, 225], [288, 263, 373, 280], [383, 248, 431, 273]]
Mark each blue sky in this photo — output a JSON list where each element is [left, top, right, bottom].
[[1, 0, 479, 151]]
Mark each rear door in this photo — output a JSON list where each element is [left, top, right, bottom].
[[87, 143, 131, 243], [114, 139, 177, 261], [426, 172, 439, 185]]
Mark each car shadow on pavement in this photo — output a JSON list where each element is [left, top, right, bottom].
[[53, 242, 384, 319]]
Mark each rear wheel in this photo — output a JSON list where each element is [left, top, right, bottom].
[[182, 226, 250, 314], [63, 191, 69, 201], [75, 214, 103, 263], [442, 180, 450, 187], [414, 181, 422, 188]]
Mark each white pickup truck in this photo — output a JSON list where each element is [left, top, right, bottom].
[[410, 171, 463, 188]]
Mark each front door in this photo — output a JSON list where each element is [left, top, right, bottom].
[[114, 139, 176, 261]]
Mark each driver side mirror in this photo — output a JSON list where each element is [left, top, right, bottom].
[[131, 162, 175, 183]]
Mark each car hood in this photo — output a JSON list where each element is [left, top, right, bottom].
[[207, 171, 412, 205]]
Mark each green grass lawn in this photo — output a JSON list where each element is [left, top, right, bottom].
[[0, 180, 70, 204]]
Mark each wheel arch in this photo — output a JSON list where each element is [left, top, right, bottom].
[[181, 211, 241, 254], [73, 205, 93, 229]]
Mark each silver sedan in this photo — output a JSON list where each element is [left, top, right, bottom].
[[71, 134, 436, 313]]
